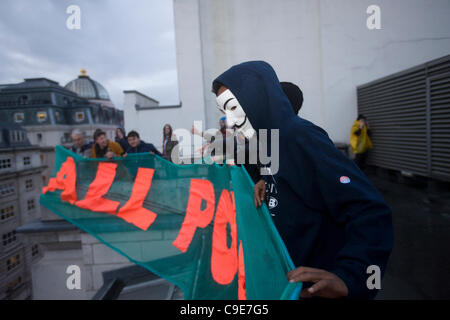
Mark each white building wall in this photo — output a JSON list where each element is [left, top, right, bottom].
[[124, 91, 204, 157], [195, 0, 327, 130], [173, 0, 450, 143], [124, 0, 207, 151], [318, 0, 450, 142], [173, 0, 208, 130]]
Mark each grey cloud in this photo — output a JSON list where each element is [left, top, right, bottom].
[[0, 0, 179, 108]]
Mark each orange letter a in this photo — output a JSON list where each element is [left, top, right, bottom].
[[42, 157, 77, 204]]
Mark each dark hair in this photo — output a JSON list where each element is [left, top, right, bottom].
[[127, 130, 140, 139], [212, 81, 224, 95], [93, 129, 106, 141], [357, 114, 367, 121], [163, 124, 173, 138], [280, 82, 303, 114], [116, 127, 126, 137]]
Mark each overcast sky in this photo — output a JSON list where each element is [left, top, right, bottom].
[[0, 0, 179, 109]]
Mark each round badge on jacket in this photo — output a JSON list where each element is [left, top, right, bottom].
[[340, 176, 351, 184]]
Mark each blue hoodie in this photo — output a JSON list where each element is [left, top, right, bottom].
[[213, 61, 394, 299], [126, 141, 162, 156]]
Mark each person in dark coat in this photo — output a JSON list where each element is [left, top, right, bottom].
[[241, 81, 305, 186], [213, 61, 393, 300], [162, 124, 179, 162], [126, 130, 162, 156]]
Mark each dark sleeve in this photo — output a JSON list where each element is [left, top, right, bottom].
[[122, 140, 130, 152], [292, 125, 393, 299], [354, 128, 361, 136], [149, 144, 162, 157], [243, 163, 262, 184]]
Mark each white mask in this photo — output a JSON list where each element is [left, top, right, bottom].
[[216, 89, 255, 139]]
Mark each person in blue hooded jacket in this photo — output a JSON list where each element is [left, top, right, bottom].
[[125, 130, 162, 156], [212, 61, 393, 300]]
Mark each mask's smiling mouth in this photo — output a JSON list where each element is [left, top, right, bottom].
[[233, 116, 248, 129]]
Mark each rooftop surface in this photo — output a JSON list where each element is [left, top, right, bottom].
[[367, 168, 450, 299]]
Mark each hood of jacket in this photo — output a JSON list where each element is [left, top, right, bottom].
[[213, 61, 296, 133]]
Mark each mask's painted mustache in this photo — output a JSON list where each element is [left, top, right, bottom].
[[233, 116, 247, 130]]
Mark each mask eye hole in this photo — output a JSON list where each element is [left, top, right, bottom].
[[230, 106, 237, 111], [216, 104, 225, 114]]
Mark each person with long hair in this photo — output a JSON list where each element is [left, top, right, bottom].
[[162, 124, 178, 162], [115, 127, 129, 152]]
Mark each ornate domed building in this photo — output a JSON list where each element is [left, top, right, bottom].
[[64, 69, 122, 126], [64, 69, 115, 109], [0, 69, 124, 192]]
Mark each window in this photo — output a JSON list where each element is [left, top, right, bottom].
[[27, 199, 35, 211], [7, 276, 22, 290], [14, 113, 24, 123], [10, 130, 24, 142], [37, 133, 42, 142], [2, 231, 17, 247], [0, 158, 12, 170], [63, 97, 72, 106], [32, 244, 39, 256], [18, 95, 28, 105], [36, 111, 47, 123], [0, 205, 15, 221], [62, 132, 71, 143], [25, 178, 33, 191], [75, 111, 85, 122], [0, 183, 15, 197], [6, 254, 20, 271], [23, 156, 31, 166]]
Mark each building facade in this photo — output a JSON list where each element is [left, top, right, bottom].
[[0, 123, 45, 299], [0, 70, 124, 220], [123, 90, 196, 160], [0, 71, 123, 148], [1, 72, 130, 299]]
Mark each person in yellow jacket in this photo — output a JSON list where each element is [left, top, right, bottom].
[[350, 115, 373, 170], [90, 129, 124, 160]]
